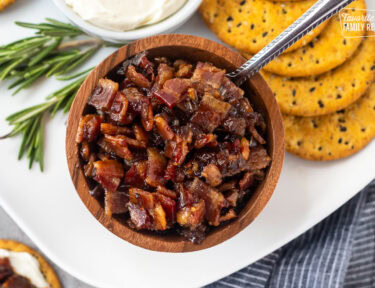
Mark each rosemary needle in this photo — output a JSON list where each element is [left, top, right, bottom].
[[2, 71, 91, 171], [0, 18, 104, 94]]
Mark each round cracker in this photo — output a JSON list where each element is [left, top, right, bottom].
[[256, 0, 367, 77], [283, 83, 375, 161], [199, 0, 328, 55], [0, 239, 61, 288], [0, 0, 16, 11], [262, 34, 375, 117]]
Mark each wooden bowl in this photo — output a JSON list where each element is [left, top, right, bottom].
[[66, 34, 285, 252]]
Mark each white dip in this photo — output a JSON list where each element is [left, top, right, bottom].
[[65, 0, 187, 31], [0, 249, 49, 288]]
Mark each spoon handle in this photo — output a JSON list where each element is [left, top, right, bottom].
[[227, 0, 356, 84]]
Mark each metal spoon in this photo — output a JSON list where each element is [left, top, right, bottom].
[[227, 0, 356, 85]]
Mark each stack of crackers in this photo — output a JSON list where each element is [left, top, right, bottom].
[[200, 0, 375, 161]]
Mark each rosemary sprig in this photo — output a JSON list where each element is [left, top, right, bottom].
[[0, 18, 102, 94], [1, 69, 92, 171]]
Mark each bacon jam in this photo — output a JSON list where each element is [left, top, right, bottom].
[[0, 257, 36, 288], [76, 52, 271, 244]]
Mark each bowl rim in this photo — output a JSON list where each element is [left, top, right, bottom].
[[66, 34, 285, 252], [52, 0, 203, 42]]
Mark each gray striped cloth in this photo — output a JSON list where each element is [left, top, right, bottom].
[[208, 180, 375, 288]]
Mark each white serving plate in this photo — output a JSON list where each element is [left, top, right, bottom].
[[0, 1, 374, 287]]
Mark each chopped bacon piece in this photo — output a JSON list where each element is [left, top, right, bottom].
[[191, 94, 231, 133], [2, 275, 35, 288], [156, 63, 174, 86], [154, 78, 190, 108], [129, 188, 155, 209], [124, 161, 147, 188], [164, 161, 185, 183], [128, 202, 152, 230], [220, 76, 244, 101], [135, 52, 155, 78], [108, 91, 128, 124], [248, 146, 271, 171], [141, 101, 154, 132], [156, 186, 177, 199], [201, 164, 222, 187], [187, 178, 226, 226], [241, 138, 250, 161], [133, 124, 148, 145], [225, 190, 239, 207], [239, 172, 257, 191], [80, 141, 91, 162], [164, 137, 190, 166], [76, 114, 102, 143], [84, 154, 96, 178], [145, 148, 167, 187], [123, 87, 154, 131], [154, 115, 175, 141], [187, 87, 198, 101], [126, 65, 151, 89], [155, 193, 177, 222], [175, 61, 193, 78], [88, 78, 118, 111], [177, 200, 205, 229], [116, 135, 147, 149], [99, 135, 133, 161], [218, 180, 237, 193], [93, 160, 124, 192], [222, 116, 247, 137], [0, 258, 13, 282], [105, 191, 129, 216], [175, 183, 196, 209], [100, 123, 133, 136], [219, 209, 237, 223], [183, 161, 199, 179], [191, 62, 225, 93], [194, 133, 217, 149], [151, 203, 168, 230]]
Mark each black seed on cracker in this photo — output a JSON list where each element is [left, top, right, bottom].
[[240, 0, 246, 5], [250, 24, 254, 30], [340, 126, 347, 132], [336, 94, 342, 99], [338, 138, 342, 144], [262, 32, 268, 37], [309, 87, 316, 92], [318, 146, 322, 151], [371, 65, 375, 71], [318, 100, 324, 108], [361, 128, 366, 132], [227, 16, 233, 22], [282, 8, 287, 15], [292, 89, 296, 97]]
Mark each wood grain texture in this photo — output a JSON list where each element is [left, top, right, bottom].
[[66, 34, 285, 252]]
